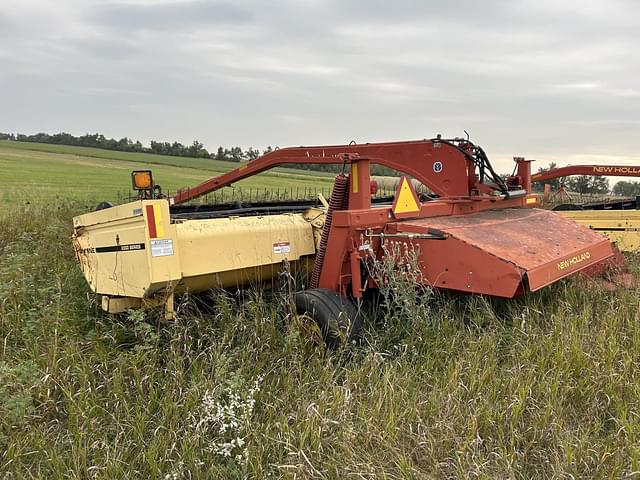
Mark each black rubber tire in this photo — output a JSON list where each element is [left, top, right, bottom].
[[294, 288, 364, 348]]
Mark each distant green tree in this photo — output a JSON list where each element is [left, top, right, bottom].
[[229, 147, 244, 162], [245, 147, 261, 160], [187, 140, 209, 158], [613, 180, 640, 197], [566, 175, 590, 194], [566, 175, 609, 194], [214, 147, 228, 161], [592, 176, 610, 194]]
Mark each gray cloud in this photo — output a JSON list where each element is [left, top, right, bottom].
[[1, 0, 639, 172], [93, 1, 253, 31]]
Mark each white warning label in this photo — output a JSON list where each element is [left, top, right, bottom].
[[273, 241, 290, 254], [151, 239, 174, 257]]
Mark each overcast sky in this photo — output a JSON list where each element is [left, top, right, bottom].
[[1, 0, 639, 172]]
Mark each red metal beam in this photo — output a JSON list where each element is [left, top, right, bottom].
[[532, 165, 640, 183], [171, 139, 478, 204]]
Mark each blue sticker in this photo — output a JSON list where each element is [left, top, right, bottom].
[[433, 161, 443, 173]]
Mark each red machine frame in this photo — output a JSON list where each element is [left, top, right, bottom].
[[169, 138, 614, 299]]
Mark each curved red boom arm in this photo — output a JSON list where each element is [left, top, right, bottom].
[[172, 139, 483, 204], [532, 165, 640, 183]]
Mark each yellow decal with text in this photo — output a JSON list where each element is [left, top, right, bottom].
[[593, 166, 640, 175], [557, 251, 590, 271]]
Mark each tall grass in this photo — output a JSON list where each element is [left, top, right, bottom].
[[2, 200, 640, 478]]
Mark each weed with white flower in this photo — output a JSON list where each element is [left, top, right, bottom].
[[188, 375, 263, 466], [163, 460, 184, 480]]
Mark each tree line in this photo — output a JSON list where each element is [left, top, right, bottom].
[[0, 131, 400, 176], [0, 131, 258, 161]]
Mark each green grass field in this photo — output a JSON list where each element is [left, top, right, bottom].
[[0, 141, 334, 204], [2, 142, 640, 478]]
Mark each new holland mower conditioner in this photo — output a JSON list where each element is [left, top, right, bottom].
[[72, 136, 625, 345]]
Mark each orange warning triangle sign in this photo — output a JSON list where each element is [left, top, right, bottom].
[[392, 176, 421, 218]]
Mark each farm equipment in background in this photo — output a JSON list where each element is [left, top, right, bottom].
[[73, 136, 622, 345], [532, 165, 640, 252]]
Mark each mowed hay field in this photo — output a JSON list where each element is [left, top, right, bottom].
[[2, 142, 640, 479]]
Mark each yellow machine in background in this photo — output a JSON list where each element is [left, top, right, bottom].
[[531, 165, 640, 253], [556, 209, 640, 252]]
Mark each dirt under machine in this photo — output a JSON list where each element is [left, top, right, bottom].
[[72, 137, 621, 345]]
